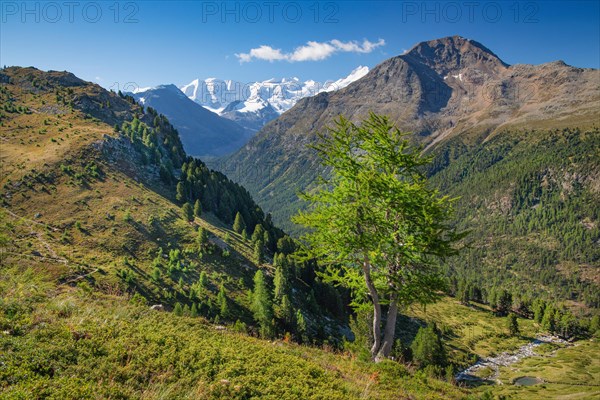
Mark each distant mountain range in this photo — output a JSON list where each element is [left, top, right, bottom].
[[131, 84, 252, 158], [131, 66, 369, 157], [179, 66, 369, 131]]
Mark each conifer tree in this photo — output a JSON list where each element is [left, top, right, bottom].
[[197, 227, 208, 247], [411, 324, 446, 367], [263, 230, 272, 251], [233, 212, 246, 234], [296, 310, 308, 343], [251, 224, 265, 243], [533, 299, 546, 323], [273, 261, 289, 301], [173, 302, 183, 316], [590, 315, 600, 335], [190, 302, 199, 318], [277, 235, 295, 255], [496, 290, 512, 316], [218, 284, 229, 319], [182, 202, 194, 222], [252, 270, 274, 338], [176, 181, 186, 202], [198, 271, 208, 288], [507, 313, 519, 336], [254, 239, 264, 264], [194, 199, 202, 218], [542, 306, 557, 332], [281, 294, 294, 326]]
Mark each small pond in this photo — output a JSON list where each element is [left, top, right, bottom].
[[514, 376, 543, 386]]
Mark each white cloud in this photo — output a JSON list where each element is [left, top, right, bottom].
[[290, 41, 337, 61], [236, 38, 385, 63], [236, 45, 288, 63]]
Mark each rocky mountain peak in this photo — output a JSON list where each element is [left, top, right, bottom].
[[403, 35, 509, 75]]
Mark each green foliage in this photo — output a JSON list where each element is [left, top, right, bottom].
[[495, 290, 512, 316], [251, 270, 274, 338], [293, 114, 463, 358], [277, 235, 296, 255], [197, 226, 209, 247], [280, 294, 294, 327], [542, 306, 557, 332], [181, 202, 194, 222], [273, 255, 290, 301], [251, 224, 265, 243], [507, 313, 519, 336], [590, 315, 600, 334], [175, 158, 283, 240], [217, 285, 229, 320], [411, 324, 447, 368], [254, 239, 264, 265], [432, 129, 600, 309], [176, 181, 187, 202], [533, 299, 546, 323], [193, 199, 202, 218], [190, 303, 199, 317], [296, 310, 308, 343], [199, 271, 208, 288], [173, 302, 183, 316], [233, 211, 246, 234]]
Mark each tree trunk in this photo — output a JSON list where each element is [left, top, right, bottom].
[[362, 258, 381, 359], [375, 294, 399, 362]]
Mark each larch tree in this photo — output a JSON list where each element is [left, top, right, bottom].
[[293, 114, 464, 361]]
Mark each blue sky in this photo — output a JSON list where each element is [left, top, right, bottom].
[[1, 1, 598, 90]]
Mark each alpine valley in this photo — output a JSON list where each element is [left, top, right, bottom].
[[1, 34, 599, 400]]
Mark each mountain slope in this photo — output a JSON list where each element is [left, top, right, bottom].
[[215, 35, 599, 229], [0, 65, 473, 399], [0, 66, 354, 340], [132, 84, 252, 157], [212, 36, 600, 310]]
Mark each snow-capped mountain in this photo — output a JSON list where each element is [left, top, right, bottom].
[[180, 66, 369, 131]]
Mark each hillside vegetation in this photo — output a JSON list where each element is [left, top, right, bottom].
[[0, 67, 467, 399], [1, 66, 598, 399], [427, 128, 600, 310]]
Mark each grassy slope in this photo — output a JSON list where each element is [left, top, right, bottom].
[[0, 266, 467, 400], [482, 340, 600, 399], [402, 299, 600, 399], [0, 67, 281, 320], [402, 298, 537, 364]]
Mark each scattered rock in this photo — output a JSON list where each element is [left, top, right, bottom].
[[150, 304, 165, 311]]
